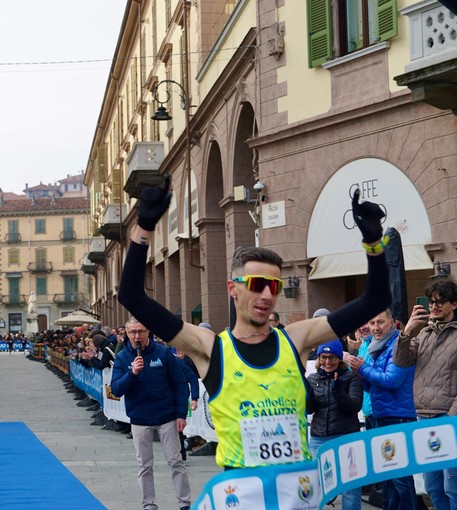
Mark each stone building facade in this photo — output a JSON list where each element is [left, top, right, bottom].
[[84, 0, 457, 331]]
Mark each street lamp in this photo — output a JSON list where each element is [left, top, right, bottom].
[[150, 1, 202, 270], [151, 79, 187, 121]]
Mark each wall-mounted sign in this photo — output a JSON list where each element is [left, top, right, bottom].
[[262, 201, 285, 229]]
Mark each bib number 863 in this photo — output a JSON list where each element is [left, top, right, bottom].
[[259, 440, 293, 460]]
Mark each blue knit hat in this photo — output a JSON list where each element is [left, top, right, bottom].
[[317, 340, 343, 360]]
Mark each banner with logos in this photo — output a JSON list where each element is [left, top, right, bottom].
[[191, 415, 457, 510], [69, 359, 103, 405], [0, 340, 31, 352]]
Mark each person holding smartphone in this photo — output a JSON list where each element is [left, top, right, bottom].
[[394, 279, 457, 510]]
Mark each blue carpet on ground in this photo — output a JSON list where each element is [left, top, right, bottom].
[[0, 422, 107, 509]]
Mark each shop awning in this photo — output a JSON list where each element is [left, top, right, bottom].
[[308, 244, 433, 280]]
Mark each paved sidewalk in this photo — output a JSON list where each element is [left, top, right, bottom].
[[0, 353, 220, 510], [0, 353, 381, 509]]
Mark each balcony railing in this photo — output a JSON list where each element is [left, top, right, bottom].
[[401, 1, 457, 73], [1, 294, 27, 306], [60, 230, 77, 242], [53, 293, 85, 305], [87, 236, 105, 264], [124, 141, 165, 198], [27, 262, 53, 273], [5, 233, 22, 244]]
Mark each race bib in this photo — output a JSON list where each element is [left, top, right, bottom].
[[240, 414, 303, 466]]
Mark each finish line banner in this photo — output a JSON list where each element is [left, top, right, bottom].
[[192, 416, 457, 510]]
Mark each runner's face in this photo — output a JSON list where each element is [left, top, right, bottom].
[[230, 261, 281, 328]]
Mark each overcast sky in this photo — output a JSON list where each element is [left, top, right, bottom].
[[0, 1, 127, 194]]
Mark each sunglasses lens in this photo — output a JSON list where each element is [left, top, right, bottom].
[[246, 277, 282, 295]]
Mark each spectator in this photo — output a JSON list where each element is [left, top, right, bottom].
[[174, 349, 199, 461], [81, 334, 116, 370], [307, 340, 363, 509], [394, 278, 457, 510], [111, 317, 191, 510], [347, 310, 417, 510], [268, 310, 285, 329], [346, 323, 374, 429]]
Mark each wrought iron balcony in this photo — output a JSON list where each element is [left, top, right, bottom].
[[60, 230, 77, 242], [53, 293, 85, 306], [5, 233, 22, 244], [1, 294, 27, 306], [27, 262, 53, 273]]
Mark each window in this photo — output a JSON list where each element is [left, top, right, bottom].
[[62, 218, 75, 241], [8, 220, 20, 243], [8, 248, 19, 266], [307, 0, 397, 67], [35, 248, 47, 272], [8, 312, 22, 333], [35, 219, 46, 234], [63, 246, 75, 264], [8, 278, 20, 304], [64, 276, 78, 301], [36, 277, 47, 296]]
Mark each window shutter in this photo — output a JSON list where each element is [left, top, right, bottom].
[[377, 0, 397, 42], [112, 166, 122, 202], [307, 0, 332, 68]]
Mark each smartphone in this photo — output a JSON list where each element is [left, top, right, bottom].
[[415, 296, 429, 318], [416, 296, 429, 310]]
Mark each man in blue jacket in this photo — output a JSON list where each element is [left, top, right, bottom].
[[111, 317, 191, 510], [347, 309, 417, 510]]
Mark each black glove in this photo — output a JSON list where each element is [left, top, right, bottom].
[[352, 189, 384, 243], [137, 174, 172, 231]]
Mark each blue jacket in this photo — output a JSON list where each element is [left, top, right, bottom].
[[359, 330, 416, 419], [111, 340, 189, 426], [358, 335, 373, 418]]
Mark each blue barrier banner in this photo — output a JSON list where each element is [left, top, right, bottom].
[[191, 416, 457, 510], [69, 359, 103, 405], [0, 341, 31, 352]]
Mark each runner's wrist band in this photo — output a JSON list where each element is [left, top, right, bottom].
[[362, 235, 390, 254]]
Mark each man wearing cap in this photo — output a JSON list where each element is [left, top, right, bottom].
[[347, 310, 417, 510], [118, 179, 391, 471]]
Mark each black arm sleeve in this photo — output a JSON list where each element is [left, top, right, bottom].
[[327, 253, 391, 339], [118, 241, 184, 342]]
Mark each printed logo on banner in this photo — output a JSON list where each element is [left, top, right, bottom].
[[338, 440, 367, 483], [371, 432, 409, 473], [224, 485, 240, 508], [276, 470, 320, 510], [428, 431, 441, 453], [413, 425, 457, 464], [320, 450, 337, 494], [212, 477, 266, 510], [381, 439, 395, 461]]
